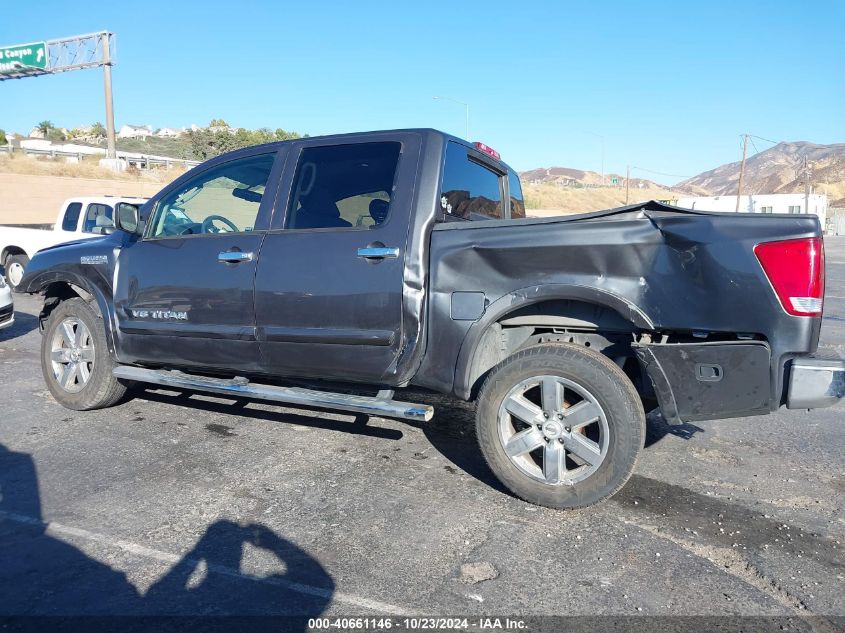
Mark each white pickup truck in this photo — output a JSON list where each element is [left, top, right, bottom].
[[0, 195, 148, 291]]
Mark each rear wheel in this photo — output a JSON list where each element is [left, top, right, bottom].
[[4, 254, 29, 292], [476, 343, 644, 509], [41, 298, 127, 410]]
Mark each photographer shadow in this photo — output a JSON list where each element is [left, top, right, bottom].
[[0, 443, 334, 629]]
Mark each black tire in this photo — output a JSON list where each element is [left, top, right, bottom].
[[4, 254, 29, 292], [476, 343, 644, 509], [41, 297, 127, 411]]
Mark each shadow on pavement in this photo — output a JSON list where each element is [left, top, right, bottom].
[[135, 387, 404, 441], [0, 443, 334, 628], [615, 474, 844, 571], [643, 408, 704, 448], [404, 388, 513, 496], [0, 311, 39, 341]]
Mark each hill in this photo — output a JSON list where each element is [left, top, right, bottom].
[[677, 141, 845, 206], [519, 166, 690, 215], [521, 166, 664, 190], [111, 135, 196, 159], [521, 182, 680, 216]]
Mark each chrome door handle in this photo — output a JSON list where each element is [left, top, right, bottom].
[[218, 250, 254, 263], [357, 246, 399, 259]]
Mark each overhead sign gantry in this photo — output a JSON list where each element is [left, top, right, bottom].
[[0, 32, 118, 159]]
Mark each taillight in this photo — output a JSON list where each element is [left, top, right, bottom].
[[754, 237, 824, 316]]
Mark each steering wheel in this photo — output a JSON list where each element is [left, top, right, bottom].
[[201, 215, 239, 233]]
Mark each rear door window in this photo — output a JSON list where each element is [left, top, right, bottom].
[[61, 202, 83, 232], [441, 142, 503, 220], [286, 142, 401, 230]]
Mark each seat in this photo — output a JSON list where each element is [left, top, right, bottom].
[[92, 213, 114, 235], [295, 189, 352, 229]]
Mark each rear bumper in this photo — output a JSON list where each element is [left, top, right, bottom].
[[787, 355, 845, 409]]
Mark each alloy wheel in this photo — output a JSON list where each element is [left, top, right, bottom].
[[50, 317, 95, 393], [497, 375, 609, 485]]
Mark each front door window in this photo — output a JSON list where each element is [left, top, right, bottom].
[[148, 154, 275, 238]]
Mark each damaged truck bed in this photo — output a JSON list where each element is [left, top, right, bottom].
[[417, 201, 823, 423], [20, 128, 840, 508]]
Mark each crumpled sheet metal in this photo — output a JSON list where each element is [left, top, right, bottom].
[[411, 200, 821, 398]]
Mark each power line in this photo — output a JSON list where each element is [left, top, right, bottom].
[[631, 166, 692, 180], [749, 133, 779, 145]]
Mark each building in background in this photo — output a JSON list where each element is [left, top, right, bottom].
[[828, 208, 845, 236], [155, 127, 184, 138], [675, 193, 828, 232], [117, 124, 153, 139]]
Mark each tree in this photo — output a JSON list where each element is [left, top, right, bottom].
[[91, 122, 107, 138], [186, 124, 302, 160], [208, 118, 230, 129], [36, 120, 54, 137], [0, 129, 7, 145], [47, 128, 66, 142]]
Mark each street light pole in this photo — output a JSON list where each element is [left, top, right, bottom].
[[433, 96, 470, 139]]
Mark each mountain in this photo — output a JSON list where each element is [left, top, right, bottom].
[[520, 166, 666, 190], [677, 141, 845, 206]]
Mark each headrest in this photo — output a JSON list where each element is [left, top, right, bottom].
[[369, 199, 390, 224]]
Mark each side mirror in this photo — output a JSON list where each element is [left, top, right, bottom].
[[114, 202, 141, 235]]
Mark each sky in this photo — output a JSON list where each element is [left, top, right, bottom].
[[1, 0, 843, 184]]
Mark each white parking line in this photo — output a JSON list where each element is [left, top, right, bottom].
[[0, 509, 410, 616]]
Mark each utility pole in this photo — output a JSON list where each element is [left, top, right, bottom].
[[625, 164, 630, 205], [101, 32, 116, 159], [736, 133, 749, 212]]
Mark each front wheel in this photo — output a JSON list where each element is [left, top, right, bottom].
[[476, 343, 644, 509], [41, 297, 127, 410], [4, 254, 29, 292]]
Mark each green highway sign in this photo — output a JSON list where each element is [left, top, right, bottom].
[[0, 41, 48, 75]]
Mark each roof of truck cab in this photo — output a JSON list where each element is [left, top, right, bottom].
[[65, 196, 149, 204], [209, 128, 516, 173]]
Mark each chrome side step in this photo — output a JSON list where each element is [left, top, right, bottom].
[[112, 366, 434, 422]]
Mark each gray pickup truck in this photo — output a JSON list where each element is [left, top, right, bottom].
[[20, 129, 841, 509]]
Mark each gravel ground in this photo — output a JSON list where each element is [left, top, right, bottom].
[[0, 238, 843, 629]]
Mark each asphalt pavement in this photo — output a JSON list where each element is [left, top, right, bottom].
[[0, 238, 843, 629]]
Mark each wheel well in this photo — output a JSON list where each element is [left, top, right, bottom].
[[39, 282, 94, 331], [2, 246, 26, 264], [466, 299, 653, 400]]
